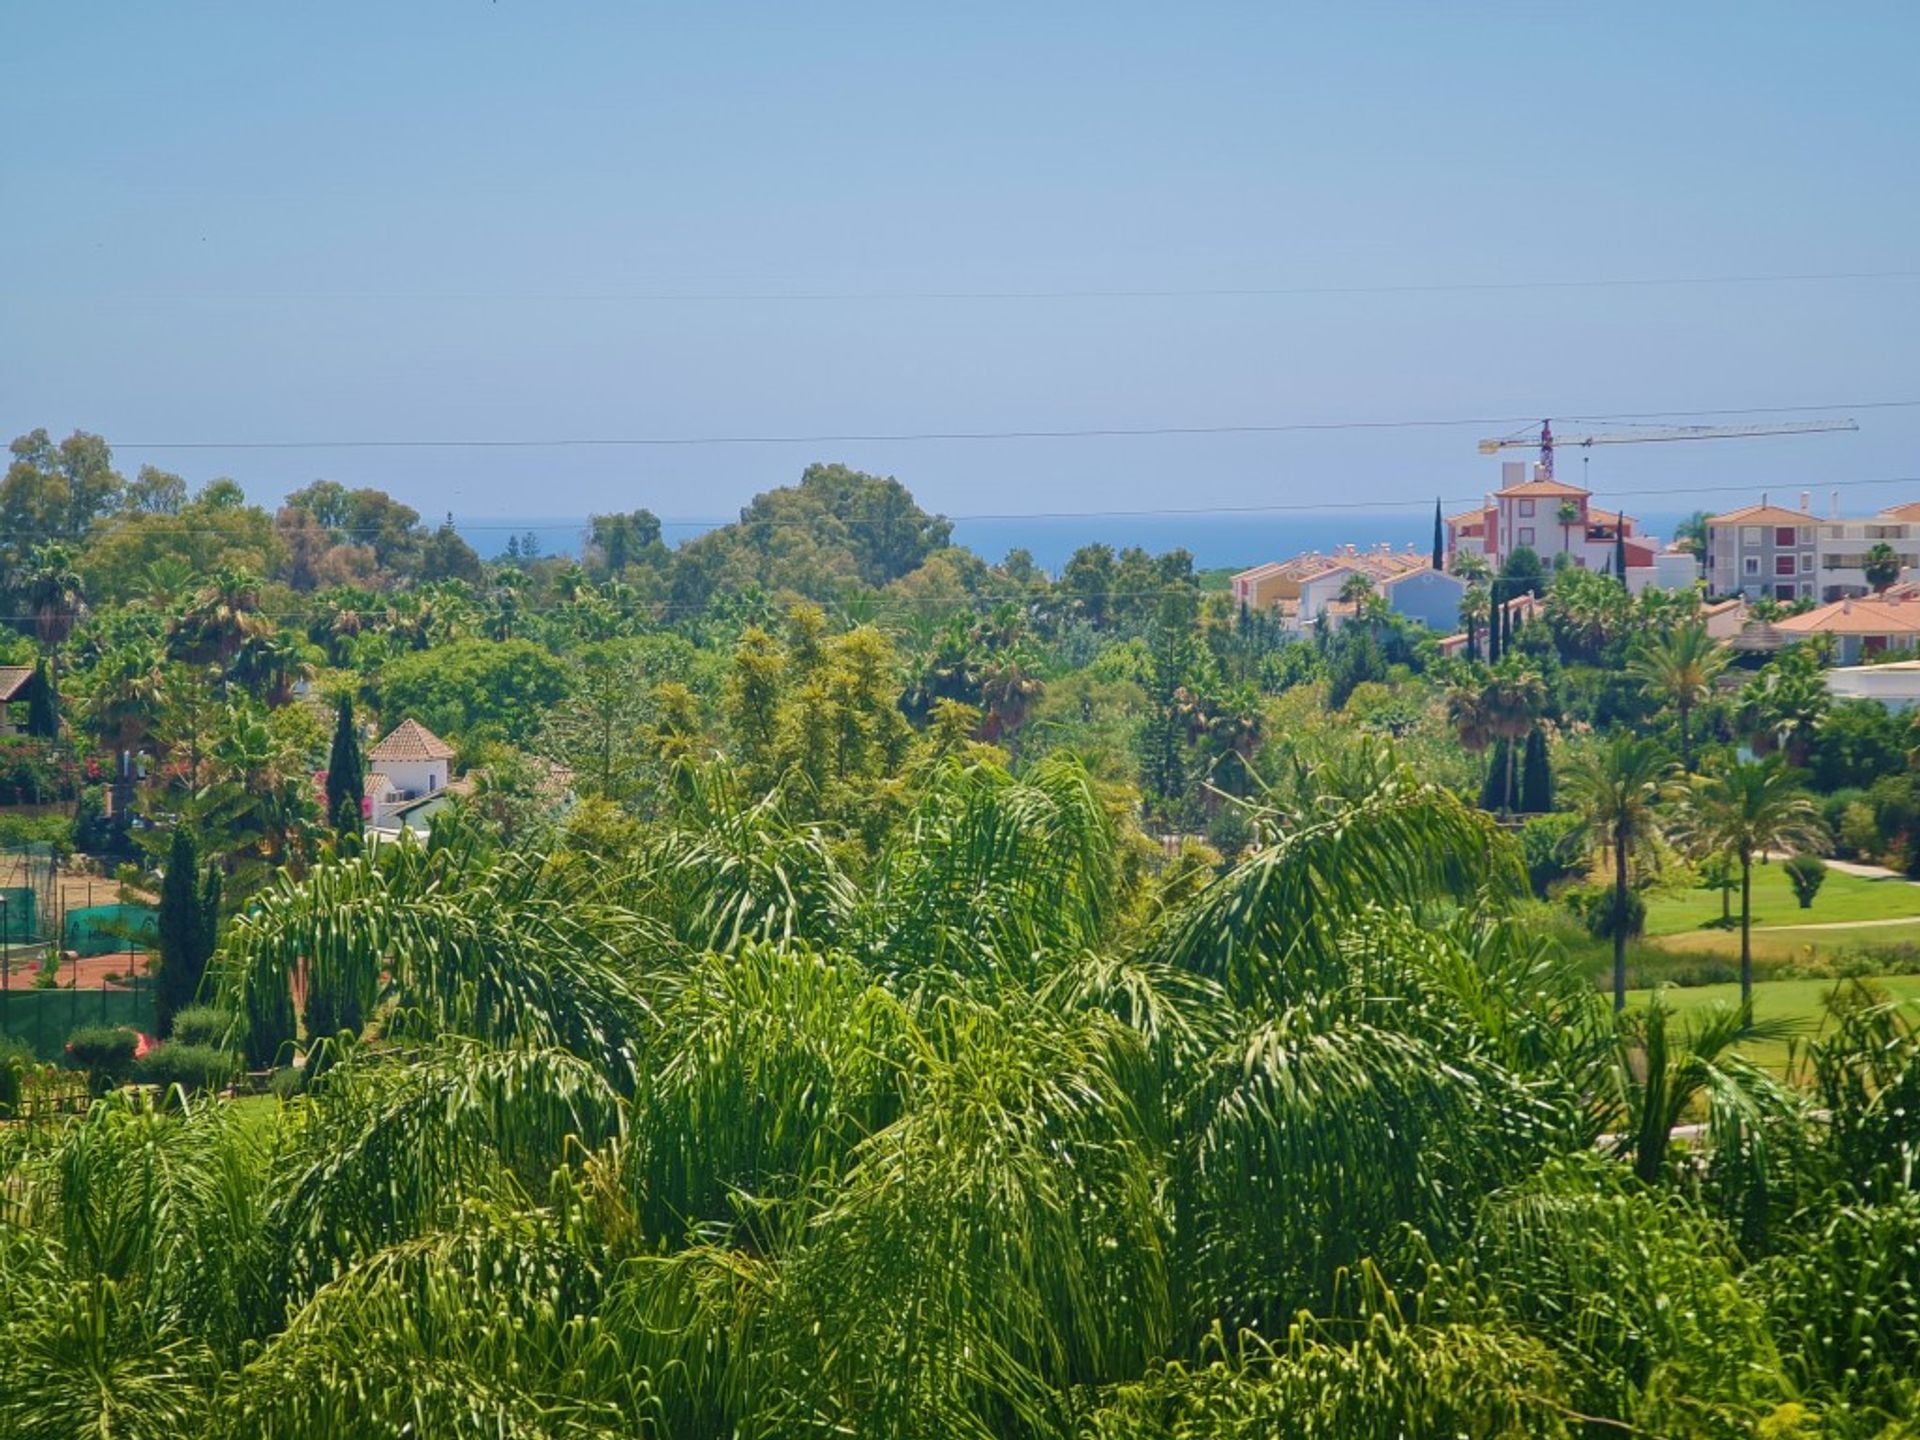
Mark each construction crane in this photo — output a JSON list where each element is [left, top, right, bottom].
[[1478, 417, 1858, 478]]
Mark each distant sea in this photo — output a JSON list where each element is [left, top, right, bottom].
[[459, 509, 1696, 577]]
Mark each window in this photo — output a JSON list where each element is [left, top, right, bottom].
[[1775, 527, 1797, 547], [1799, 553, 1814, 573], [1775, 584, 1797, 601], [1742, 526, 1762, 545], [1744, 556, 1761, 576], [1519, 499, 1535, 517], [1775, 554, 1797, 576], [1518, 527, 1535, 545]]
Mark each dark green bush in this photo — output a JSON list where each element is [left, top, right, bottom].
[[266, 1065, 306, 1099], [168, 1004, 235, 1049], [1567, 883, 1647, 942], [63, 1025, 139, 1096], [135, 1042, 238, 1096], [1784, 854, 1828, 910]]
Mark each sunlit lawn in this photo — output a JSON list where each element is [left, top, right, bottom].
[[1642, 864, 1920, 937], [1625, 973, 1920, 1074]]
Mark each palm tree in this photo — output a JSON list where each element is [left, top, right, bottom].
[[1480, 664, 1544, 815], [1627, 619, 1730, 771], [1683, 758, 1827, 1006], [1562, 734, 1682, 1011], [1556, 498, 1582, 560], [169, 568, 272, 668], [14, 540, 85, 709]]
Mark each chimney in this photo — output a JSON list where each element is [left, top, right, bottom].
[[1832, 491, 1840, 519], [1801, 491, 1811, 513], [1761, 492, 1769, 508]]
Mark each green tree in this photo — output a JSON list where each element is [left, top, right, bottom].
[[1500, 545, 1545, 597], [1520, 725, 1553, 814], [13, 541, 85, 707], [1784, 853, 1827, 909], [1863, 541, 1903, 594], [24, 659, 56, 740], [154, 825, 220, 1035], [1627, 619, 1730, 771], [325, 694, 365, 836], [1684, 759, 1827, 1006], [378, 638, 572, 746], [1563, 734, 1681, 1011]]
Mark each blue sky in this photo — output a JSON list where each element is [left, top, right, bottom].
[[3, 3, 1916, 543]]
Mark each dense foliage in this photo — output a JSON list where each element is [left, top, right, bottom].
[[5, 426, 1920, 1435]]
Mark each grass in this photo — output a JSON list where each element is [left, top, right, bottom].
[[1626, 973, 1920, 1073], [1642, 863, 1920, 937]]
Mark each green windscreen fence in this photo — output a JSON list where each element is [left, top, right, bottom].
[[0, 886, 42, 943], [0, 989, 155, 1060], [64, 904, 158, 957]]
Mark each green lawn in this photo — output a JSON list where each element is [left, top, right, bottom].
[[1643, 864, 1920, 937], [1626, 973, 1920, 1073]]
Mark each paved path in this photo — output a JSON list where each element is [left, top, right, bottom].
[[1759, 915, 1920, 933], [1822, 857, 1920, 885]]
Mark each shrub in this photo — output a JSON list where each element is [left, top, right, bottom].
[[1519, 813, 1582, 898], [168, 1004, 235, 1049], [0, 1035, 35, 1115], [63, 1025, 139, 1096], [1839, 801, 1882, 864], [135, 1042, 238, 1096], [266, 1065, 306, 1099], [1567, 883, 1647, 942], [1784, 854, 1828, 910]]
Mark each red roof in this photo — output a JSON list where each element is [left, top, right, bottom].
[[369, 718, 455, 763]]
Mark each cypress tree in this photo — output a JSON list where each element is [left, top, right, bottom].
[[1480, 738, 1512, 812], [155, 826, 212, 1035], [326, 694, 365, 835], [25, 660, 56, 739], [1615, 526, 1629, 591], [1432, 498, 1445, 571], [1520, 726, 1553, 813], [1486, 583, 1503, 664]]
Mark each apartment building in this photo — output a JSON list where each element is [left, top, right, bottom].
[[1706, 495, 1920, 602], [1445, 462, 1650, 575]]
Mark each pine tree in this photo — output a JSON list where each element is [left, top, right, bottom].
[[1520, 726, 1553, 813], [325, 694, 365, 835], [155, 826, 214, 1035], [25, 659, 56, 739]]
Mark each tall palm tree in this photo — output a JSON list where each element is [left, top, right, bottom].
[[1627, 619, 1729, 771], [1683, 759, 1827, 1006], [1562, 734, 1682, 1012], [14, 540, 86, 709]]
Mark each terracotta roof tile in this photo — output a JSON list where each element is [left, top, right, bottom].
[[369, 717, 456, 763], [1707, 504, 1817, 527], [1774, 598, 1920, 636]]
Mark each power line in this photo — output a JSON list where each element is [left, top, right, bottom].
[[111, 398, 1920, 453], [25, 267, 1920, 304]]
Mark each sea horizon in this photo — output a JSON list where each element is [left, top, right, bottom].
[[456, 508, 1699, 576]]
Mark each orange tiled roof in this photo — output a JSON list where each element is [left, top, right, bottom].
[[369, 717, 456, 763], [1707, 504, 1817, 527], [1774, 598, 1920, 637], [1494, 478, 1591, 499]]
